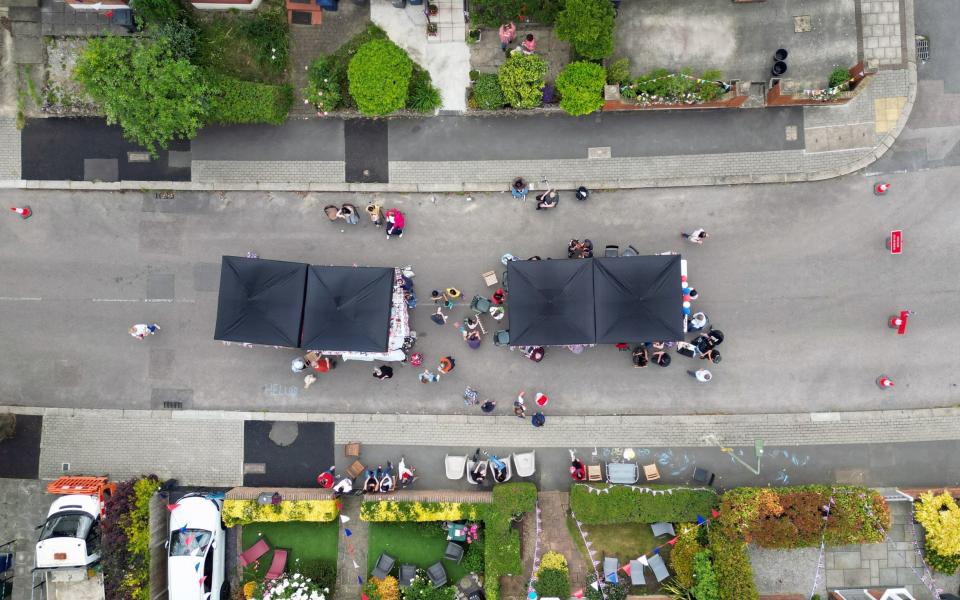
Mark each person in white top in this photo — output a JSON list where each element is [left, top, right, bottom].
[[128, 323, 159, 339], [689, 369, 713, 382], [683, 229, 709, 244]]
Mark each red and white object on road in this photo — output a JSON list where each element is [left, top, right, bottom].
[[876, 375, 895, 389], [9, 206, 32, 219], [874, 182, 891, 195], [888, 310, 912, 335], [887, 230, 902, 254]]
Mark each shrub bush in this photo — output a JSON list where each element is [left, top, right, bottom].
[[691, 550, 719, 600], [556, 61, 606, 115], [222, 499, 338, 526], [241, 2, 290, 74], [150, 19, 198, 61], [304, 56, 342, 114], [491, 482, 537, 516], [348, 38, 413, 115], [404, 574, 456, 600], [717, 486, 890, 548], [470, 0, 563, 28], [583, 573, 628, 600], [407, 67, 443, 113], [208, 76, 292, 124], [328, 24, 387, 109], [570, 484, 719, 524], [555, 0, 615, 60], [534, 567, 570, 599], [472, 73, 506, 110], [298, 559, 338, 595], [707, 527, 758, 600], [130, 0, 184, 29], [102, 476, 160, 600], [606, 57, 631, 85], [915, 492, 960, 557], [461, 532, 485, 574], [829, 67, 851, 88], [925, 541, 960, 575], [498, 54, 547, 109], [669, 523, 702, 588]]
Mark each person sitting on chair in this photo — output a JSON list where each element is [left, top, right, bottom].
[[536, 190, 558, 210], [570, 458, 586, 480]]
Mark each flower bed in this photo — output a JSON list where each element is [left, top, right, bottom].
[[716, 485, 890, 548], [224, 499, 338, 526], [569, 483, 719, 524], [915, 491, 960, 574], [361, 483, 536, 600], [102, 476, 160, 600], [258, 572, 329, 600]]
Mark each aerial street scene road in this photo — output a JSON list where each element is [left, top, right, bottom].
[[1, 0, 960, 599]]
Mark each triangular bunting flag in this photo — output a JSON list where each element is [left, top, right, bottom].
[[166, 503, 179, 511], [335, 499, 343, 510], [589, 550, 596, 558], [198, 576, 207, 585], [696, 515, 706, 525], [584, 540, 592, 548], [592, 559, 600, 566], [711, 509, 720, 518], [362, 593, 369, 600], [653, 548, 660, 555], [590, 581, 600, 591], [195, 562, 201, 572], [667, 537, 678, 546], [344, 528, 352, 537], [621, 563, 631, 576], [179, 525, 187, 534], [340, 515, 351, 524], [637, 556, 648, 566], [352, 560, 360, 570], [358, 575, 363, 585], [573, 590, 584, 598]]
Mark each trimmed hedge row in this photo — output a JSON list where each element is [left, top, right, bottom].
[[361, 483, 537, 600], [569, 483, 719, 524], [717, 485, 890, 548], [207, 75, 293, 125], [707, 526, 759, 600], [223, 498, 339, 526]]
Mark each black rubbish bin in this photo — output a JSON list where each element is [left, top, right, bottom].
[[772, 61, 787, 76], [774, 48, 788, 61]]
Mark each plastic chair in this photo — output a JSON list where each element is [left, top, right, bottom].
[[494, 330, 510, 346], [265, 549, 288, 580], [622, 244, 639, 257], [470, 295, 492, 314], [604, 245, 619, 258], [239, 539, 270, 567]]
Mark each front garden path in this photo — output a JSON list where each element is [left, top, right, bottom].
[[469, 24, 569, 85], [335, 496, 368, 600]]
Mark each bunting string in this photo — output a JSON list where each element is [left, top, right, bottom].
[[806, 495, 834, 599], [569, 507, 605, 600], [907, 503, 943, 599], [526, 500, 544, 596]]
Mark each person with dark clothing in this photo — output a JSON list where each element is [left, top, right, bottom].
[[707, 329, 724, 346], [632, 346, 649, 368], [373, 365, 394, 380], [536, 190, 559, 210], [676, 341, 698, 358], [693, 334, 713, 355], [481, 400, 497, 413], [531, 412, 546, 427], [653, 351, 671, 367], [701, 348, 722, 363]]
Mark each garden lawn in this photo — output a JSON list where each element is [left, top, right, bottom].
[[581, 522, 668, 565], [367, 522, 470, 581], [240, 521, 339, 580], [193, 0, 289, 85]]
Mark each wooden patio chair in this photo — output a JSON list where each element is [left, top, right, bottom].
[[346, 460, 365, 479], [344, 442, 361, 457], [643, 463, 661, 481], [587, 464, 603, 482]]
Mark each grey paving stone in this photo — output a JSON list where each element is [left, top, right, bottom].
[[835, 551, 864, 569], [843, 568, 872, 586], [861, 543, 888, 560]]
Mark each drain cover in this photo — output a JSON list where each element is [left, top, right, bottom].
[[916, 35, 930, 62], [794, 15, 812, 32]]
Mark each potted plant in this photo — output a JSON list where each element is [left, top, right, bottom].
[[427, 22, 438, 35], [428, 3, 438, 15], [468, 28, 481, 43]]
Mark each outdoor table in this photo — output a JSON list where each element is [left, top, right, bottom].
[[447, 523, 467, 541]]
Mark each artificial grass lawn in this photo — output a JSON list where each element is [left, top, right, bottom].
[[367, 522, 470, 582], [240, 521, 339, 580]]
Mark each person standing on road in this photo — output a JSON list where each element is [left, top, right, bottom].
[[688, 369, 713, 382], [531, 411, 546, 427], [683, 228, 709, 244], [481, 399, 497, 413], [514, 394, 526, 418], [372, 365, 394, 380], [438, 356, 456, 375], [129, 323, 160, 340]]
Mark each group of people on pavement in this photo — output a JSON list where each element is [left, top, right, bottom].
[[325, 202, 406, 238]]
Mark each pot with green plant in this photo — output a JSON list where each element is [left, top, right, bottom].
[[468, 28, 482, 43], [427, 22, 438, 35]]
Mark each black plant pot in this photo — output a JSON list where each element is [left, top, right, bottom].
[[774, 48, 788, 61], [772, 61, 787, 76]]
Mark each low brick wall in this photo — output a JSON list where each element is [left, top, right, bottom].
[[767, 62, 870, 106], [226, 487, 334, 501]]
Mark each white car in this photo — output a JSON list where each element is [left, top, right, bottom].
[[36, 495, 102, 569], [167, 494, 226, 600]]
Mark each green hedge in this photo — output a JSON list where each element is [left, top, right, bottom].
[[708, 527, 758, 600], [362, 483, 536, 600], [569, 484, 719, 524], [555, 61, 606, 116], [348, 38, 412, 116], [207, 75, 292, 125], [471, 73, 506, 110], [498, 54, 547, 109]]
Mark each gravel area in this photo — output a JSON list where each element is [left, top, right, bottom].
[[40, 37, 98, 116]]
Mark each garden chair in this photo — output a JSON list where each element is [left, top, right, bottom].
[[344, 442, 361, 457], [238, 538, 270, 567], [371, 553, 396, 580], [264, 549, 288, 580], [603, 556, 619, 584], [493, 330, 510, 346], [604, 245, 619, 258], [643, 463, 660, 481], [444, 542, 465, 563], [399, 565, 416, 588], [445, 455, 467, 480], [513, 451, 535, 477], [647, 554, 670, 583], [651, 522, 675, 538], [470, 295, 492, 315], [606, 462, 639, 484], [587, 464, 603, 482], [427, 562, 447, 588], [482, 271, 498, 287], [629, 559, 646, 586], [346, 460, 366, 480]]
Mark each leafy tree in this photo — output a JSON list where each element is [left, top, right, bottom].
[[497, 53, 547, 109], [555, 0, 616, 60], [74, 36, 210, 156], [556, 61, 605, 115], [606, 57, 631, 85], [690, 550, 719, 600], [348, 39, 413, 116]]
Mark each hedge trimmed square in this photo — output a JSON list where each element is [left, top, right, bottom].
[[569, 484, 719, 524]]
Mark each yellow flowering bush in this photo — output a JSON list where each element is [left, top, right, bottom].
[[243, 581, 258, 599], [360, 501, 481, 522], [223, 499, 338, 527], [915, 492, 960, 556], [537, 551, 568, 574]]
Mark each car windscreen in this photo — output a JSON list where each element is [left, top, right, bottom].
[[39, 512, 94, 541], [168, 529, 213, 557]]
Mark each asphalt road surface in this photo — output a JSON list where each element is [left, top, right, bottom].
[[0, 168, 958, 415]]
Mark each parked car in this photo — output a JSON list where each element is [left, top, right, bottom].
[[167, 494, 226, 600]]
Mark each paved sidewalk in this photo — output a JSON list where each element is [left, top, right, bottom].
[[538, 492, 586, 592], [334, 497, 366, 600]]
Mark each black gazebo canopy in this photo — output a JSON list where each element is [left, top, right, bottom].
[[301, 265, 394, 352], [506, 255, 683, 346], [594, 255, 684, 344], [214, 256, 308, 347], [507, 259, 595, 346]]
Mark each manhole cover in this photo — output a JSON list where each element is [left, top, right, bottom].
[[269, 421, 299, 446], [916, 35, 930, 62], [794, 15, 812, 32]]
